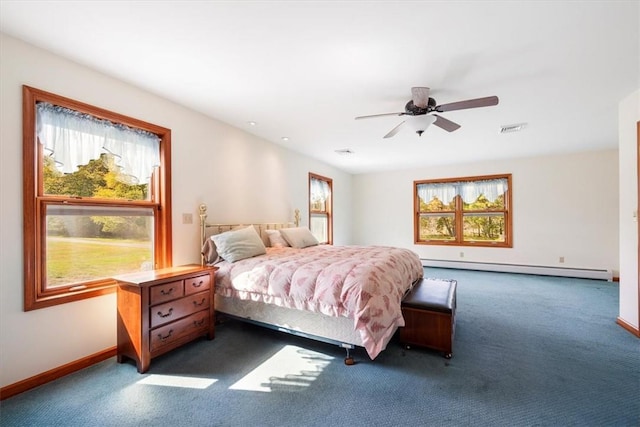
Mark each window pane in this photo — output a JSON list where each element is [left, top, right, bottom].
[[43, 154, 150, 200], [419, 195, 456, 212], [310, 200, 326, 212], [418, 213, 455, 241], [462, 212, 505, 243], [310, 177, 331, 211], [44, 204, 154, 288], [462, 193, 505, 211], [310, 214, 328, 244]]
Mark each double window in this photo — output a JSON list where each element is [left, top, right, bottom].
[[414, 174, 512, 247], [23, 86, 172, 310], [309, 173, 332, 244]]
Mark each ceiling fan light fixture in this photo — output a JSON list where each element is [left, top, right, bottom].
[[500, 122, 527, 133], [409, 115, 437, 135]]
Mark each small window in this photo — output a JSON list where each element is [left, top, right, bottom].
[[414, 174, 512, 247], [23, 86, 172, 310], [309, 173, 333, 244]]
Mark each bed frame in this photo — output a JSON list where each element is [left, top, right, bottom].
[[198, 204, 361, 364]]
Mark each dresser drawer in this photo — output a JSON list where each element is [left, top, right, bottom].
[[150, 291, 211, 328], [150, 280, 184, 305], [150, 309, 210, 352], [185, 274, 210, 295]]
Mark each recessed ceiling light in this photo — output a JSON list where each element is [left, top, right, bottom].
[[335, 148, 354, 155], [500, 122, 528, 133], [281, 137, 289, 141], [246, 121, 257, 126]]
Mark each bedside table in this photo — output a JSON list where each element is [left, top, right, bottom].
[[115, 264, 217, 373]]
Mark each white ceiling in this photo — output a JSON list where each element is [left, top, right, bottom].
[[1, 1, 638, 174]]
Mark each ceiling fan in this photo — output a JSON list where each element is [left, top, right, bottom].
[[355, 87, 499, 138]]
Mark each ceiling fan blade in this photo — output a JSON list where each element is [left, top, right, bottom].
[[432, 114, 461, 132], [436, 96, 499, 112], [355, 112, 405, 120], [411, 87, 430, 108], [383, 121, 406, 138]]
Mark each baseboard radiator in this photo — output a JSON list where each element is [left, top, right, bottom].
[[421, 259, 613, 281]]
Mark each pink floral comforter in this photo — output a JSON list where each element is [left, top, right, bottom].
[[214, 245, 424, 359]]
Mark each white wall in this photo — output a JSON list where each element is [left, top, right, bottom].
[[618, 89, 639, 330], [0, 34, 352, 388], [352, 150, 619, 275]]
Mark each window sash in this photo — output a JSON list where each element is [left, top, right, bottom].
[[310, 177, 331, 208], [310, 213, 329, 244], [42, 202, 156, 290]]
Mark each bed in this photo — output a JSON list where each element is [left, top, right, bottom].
[[199, 204, 424, 364]]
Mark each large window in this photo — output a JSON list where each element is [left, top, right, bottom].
[[23, 86, 172, 310], [414, 174, 512, 247], [309, 173, 332, 244]]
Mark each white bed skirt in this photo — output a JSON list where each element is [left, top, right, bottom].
[[215, 294, 364, 348]]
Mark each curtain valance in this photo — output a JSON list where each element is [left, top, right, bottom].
[[36, 102, 160, 184], [417, 178, 508, 204], [310, 177, 331, 203]]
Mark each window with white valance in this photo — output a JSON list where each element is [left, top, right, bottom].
[[23, 86, 172, 311], [414, 174, 512, 247]]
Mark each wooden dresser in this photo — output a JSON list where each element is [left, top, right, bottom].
[[115, 265, 217, 373]]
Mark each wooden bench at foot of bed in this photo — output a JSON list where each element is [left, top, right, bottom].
[[399, 278, 457, 359]]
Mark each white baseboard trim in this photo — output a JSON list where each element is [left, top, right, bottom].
[[421, 259, 613, 281]]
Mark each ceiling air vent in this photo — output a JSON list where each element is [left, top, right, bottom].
[[500, 123, 527, 133]]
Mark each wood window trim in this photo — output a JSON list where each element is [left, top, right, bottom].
[[22, 86, 173, 311], [308, 172, 333, 245], [413, 173, 512, 248]]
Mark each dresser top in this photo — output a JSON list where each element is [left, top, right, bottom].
[[114, 264, 216, 286]]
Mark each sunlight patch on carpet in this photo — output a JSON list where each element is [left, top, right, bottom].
[[229, 344, 333, 392], [137, 374, 217, 389]]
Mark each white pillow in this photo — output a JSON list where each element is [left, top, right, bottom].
[[279, 227, 319, 249], [211, 226, 266, 263], [265, 229, 290, 248]]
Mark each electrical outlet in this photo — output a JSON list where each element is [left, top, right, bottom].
[[559, 256, 565, 263], [182, 213, 193, 224], [459, 252, 464, 258]]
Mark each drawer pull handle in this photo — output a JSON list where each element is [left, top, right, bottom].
[[160, 287, 174, 296], [193, 319, 205, 327], [192, 280, 204, 288], [157, 308, 173, 318], [193, 298, 207, 307], [158, 330, 173, 341]]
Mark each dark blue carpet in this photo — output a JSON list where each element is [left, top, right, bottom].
[[1, 268, 638, 426]]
